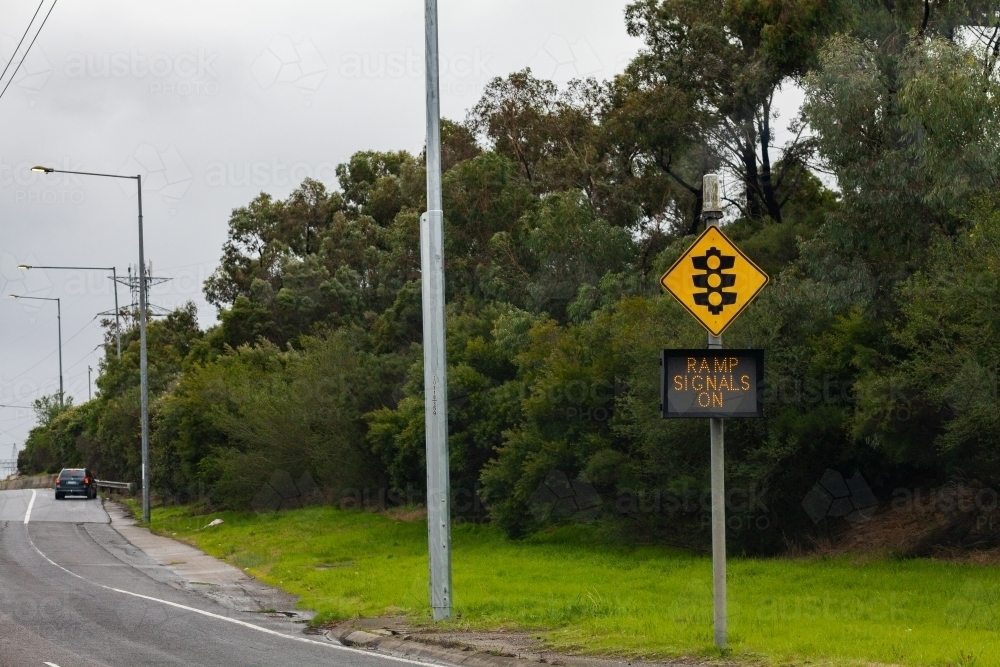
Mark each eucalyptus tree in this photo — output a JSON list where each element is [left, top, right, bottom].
[[802, 0, 1000, 302], [613, 0, 850, 231]]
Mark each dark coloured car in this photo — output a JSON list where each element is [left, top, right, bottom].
[[55, 468, 97, 500]]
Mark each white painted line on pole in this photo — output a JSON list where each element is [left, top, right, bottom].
[[24, 489, 36, 524], [23, 527, 445, 667]]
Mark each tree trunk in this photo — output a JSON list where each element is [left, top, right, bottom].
[[759, 105, 783, 223], [741, 123, 763, 219], [653, 153, 703, 234], [689, 188, 704, 235]]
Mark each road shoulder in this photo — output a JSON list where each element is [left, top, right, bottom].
[[104, 499, 308, 618], [104, 500, 709, 667]]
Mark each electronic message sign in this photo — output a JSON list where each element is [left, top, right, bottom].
[[660, 349, 764, 418]]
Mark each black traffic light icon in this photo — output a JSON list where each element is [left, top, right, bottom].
[[692, 247, 736, 314]]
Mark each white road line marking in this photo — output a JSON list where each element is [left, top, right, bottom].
[[22, 527, 443, 667], [43, 662, 60, 666], [24, 489, 36, 524]]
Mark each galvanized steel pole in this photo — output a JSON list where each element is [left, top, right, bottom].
[[17, 265, 121, 359], [56, 297, 63, 405], [112, 266, 121, 358], [7, 295, 63, 404], [423, 0, 452, 621], [703, 174, 726, 649], [26, 166, 150, 522], [137, 175, 151, 525]]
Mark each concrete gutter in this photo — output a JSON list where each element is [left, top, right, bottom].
[[328, 626, 540, 667], [325, 621, 696, 667], [104, 500, 309, 619]]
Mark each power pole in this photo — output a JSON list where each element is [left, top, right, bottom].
[[112, 267, 121, 358], [56, 297, 63, 406], [422, 0, 452, 621], [136, 176, 151, 525]]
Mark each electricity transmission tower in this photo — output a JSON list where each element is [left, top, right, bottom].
[[0, 444, 18, 478], [111, 262, 172, 318]]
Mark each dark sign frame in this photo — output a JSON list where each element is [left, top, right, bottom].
[[660, 349, 764, 419]]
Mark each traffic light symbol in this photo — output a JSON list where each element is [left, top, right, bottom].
[[692, 247, 736, 315]]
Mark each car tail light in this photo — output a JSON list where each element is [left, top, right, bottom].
[[84, 478, 90, 484], [56, 477, 61, 484]]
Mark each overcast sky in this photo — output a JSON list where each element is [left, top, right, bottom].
[[0, 0, 809, 454], [0, 0, 649, 452]]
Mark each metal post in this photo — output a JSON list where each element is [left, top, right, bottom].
[[136, 176, 151, 524], [16, 265, 122, 359], [423, 0, 452, 621], [703, 174, 726, 649], [56, 297, 63, 406], [25, 166, 146, 514], [9, 295, 63, 402], [112, 267, 121, 358], [709, 362, 726, 649], [88, 366, 92, 401]]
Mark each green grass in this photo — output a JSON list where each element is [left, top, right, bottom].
[[131, 502, 998, 667]]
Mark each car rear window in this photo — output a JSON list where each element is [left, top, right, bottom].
[[61, 470, 85, 479]]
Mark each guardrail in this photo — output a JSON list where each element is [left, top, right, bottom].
[[95, 480, 133, 493]]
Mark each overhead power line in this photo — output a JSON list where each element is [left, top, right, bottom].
[[1, 315, 97, 388], [0, 0, 59, 103], [0, 0, 45, 83]]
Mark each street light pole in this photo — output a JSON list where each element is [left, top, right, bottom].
[[422, 0, 452, 621], [18, 264, 122, 359], [8, 295, 63, 406], [111, 266, 122, 359], [113, 266, 120, 358], [57, 298, 62, 404], [135, 175, 151, 525], [31, 165, 150, 523]]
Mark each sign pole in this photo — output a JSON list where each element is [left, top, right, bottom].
[[703, 174, 726, 649], [660, 173, 769, 650], [422, 0, 453, 621], [709, 379, 726, 648]]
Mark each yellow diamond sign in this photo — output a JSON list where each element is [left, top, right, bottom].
[[660, 225, 769, 336]]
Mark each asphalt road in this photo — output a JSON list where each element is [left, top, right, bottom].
[[0, 488, 435, 667]]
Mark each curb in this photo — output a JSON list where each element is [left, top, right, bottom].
[[324, 624, 699, 667], [328, 626, 548, 667]]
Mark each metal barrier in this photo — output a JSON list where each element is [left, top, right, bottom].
[[95, 480, 133, 493]]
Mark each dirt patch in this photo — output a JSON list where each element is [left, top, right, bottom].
[[810, 481, 1000, 563], [383, 506, 428, 522]]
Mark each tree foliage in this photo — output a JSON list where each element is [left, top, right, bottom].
[[17, 1, 1000, 553]]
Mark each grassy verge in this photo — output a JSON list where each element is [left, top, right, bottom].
[[128, 501, 997, 667]]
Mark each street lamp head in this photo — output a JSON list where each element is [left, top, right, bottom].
[[8, 294, 19, 299], [17, 265, 30, 270], [31, 166, 54, 173]]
